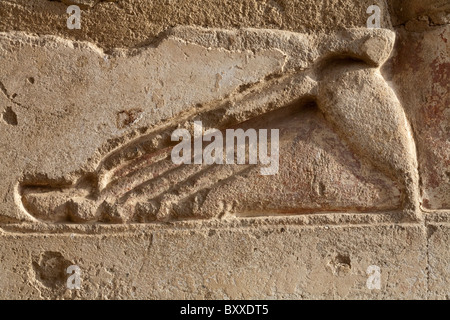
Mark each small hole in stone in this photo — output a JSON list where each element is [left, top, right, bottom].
[[11, 93, 17, 99], [2, 107, 18, 126], [208, 230, 216, 237], [32, 251, 72, 289], [335, 254, 351, 266], [28, 77, 35, 84]]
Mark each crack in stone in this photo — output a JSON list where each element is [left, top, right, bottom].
[[0, 80, 26, 110]]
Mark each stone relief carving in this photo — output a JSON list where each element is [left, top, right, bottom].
[[5, 27, 420, 224]]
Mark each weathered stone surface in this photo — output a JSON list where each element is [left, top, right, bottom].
[[388, 0, 450, 29], [0, 0, 392, 49], [389, 6, 449, 210], [0, 0, 449, 300], [0, 222, 427, 299], [2, 27, 418, 224], [427, 221, 450, 299]]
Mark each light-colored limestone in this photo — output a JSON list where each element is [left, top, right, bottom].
[[0, 27, 420, 224], [0, 0, 448, 299], [0, 222, 428, 299], [0, 0, 392, 49]]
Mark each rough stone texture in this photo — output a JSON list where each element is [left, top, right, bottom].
[[391, 23, 449, 211], [2, 27, 415, 224], [0, 0, 392, 49], [0, 222, 427, 299], [428, 221, 450, 299], [0, 0, 449, 299]]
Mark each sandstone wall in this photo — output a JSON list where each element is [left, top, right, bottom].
[[0, 0, 448, 299]]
